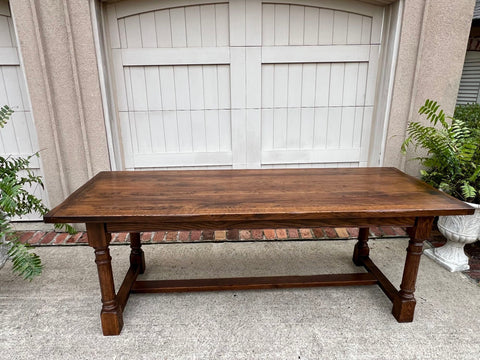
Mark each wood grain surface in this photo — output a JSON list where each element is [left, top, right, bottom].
[[44, 168, 474, 224]]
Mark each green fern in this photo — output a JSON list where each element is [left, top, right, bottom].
[[402, 99, 480, 203], [1, 106, 76, 280]]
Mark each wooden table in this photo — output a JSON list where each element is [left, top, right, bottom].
[[44, 168, 474, 335]]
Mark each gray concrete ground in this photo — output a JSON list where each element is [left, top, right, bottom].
[[1, 239, 479, 360]]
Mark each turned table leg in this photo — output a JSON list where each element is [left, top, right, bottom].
[[392, 217, 434, 322], [129, 232, 145, 274], [87, 223, 123, 336], [353, 227, 370, 266]]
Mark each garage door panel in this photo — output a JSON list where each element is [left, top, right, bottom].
[[107, 0, 383, 170], [262, 3, 372, 46], [119, 3, 230, 49]]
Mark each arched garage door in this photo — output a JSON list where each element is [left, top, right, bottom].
[[105, 0, 384, 170]]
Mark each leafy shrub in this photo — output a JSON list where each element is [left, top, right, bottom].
[[401, 100, 480, 204]]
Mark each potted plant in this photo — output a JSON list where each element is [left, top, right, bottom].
[[1, 105, 72, 280], [401, 99, 480, 272]]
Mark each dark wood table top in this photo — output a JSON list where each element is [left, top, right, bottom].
[[44, 167, 474, 224]]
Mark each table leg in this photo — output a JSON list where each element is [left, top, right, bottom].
[[87, 223, 123, 336], [392, 217, 434, 322], [129, 232, 145, 274], [353, 227, 370, 266]]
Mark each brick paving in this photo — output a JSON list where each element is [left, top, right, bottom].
[[13, 226, 480, 283]]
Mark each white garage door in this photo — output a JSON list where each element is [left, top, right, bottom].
[[106, 0, 383, 170], [0, 1, 47, 220]]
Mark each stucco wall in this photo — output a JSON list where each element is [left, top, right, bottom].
[[7, 0, 476, 206]]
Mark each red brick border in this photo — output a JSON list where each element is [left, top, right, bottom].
[[16, 226, 408, 246]]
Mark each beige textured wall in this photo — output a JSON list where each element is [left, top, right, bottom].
[[10, 0, 110, 207], [384, 0, 475, 175], [7, 0, 476, 206]]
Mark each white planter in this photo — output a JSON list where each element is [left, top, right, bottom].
[[424, 202, 480, 272]]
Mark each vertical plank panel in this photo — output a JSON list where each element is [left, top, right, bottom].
[[159, 66, 176, 111], [343, 63, 358, 106], [139, 12, 157, 48], [205, 110, 220, 151], [177, 110, 193, 152], [123, 67, 135, 110], [262, 4, 275, 46], [261, 109, 274, 150], [163, 110, 180, 152], [246, 109, 261, 167], [134, 112, 152, 153], [218, 109, 231, 151], [118, 19, 128, 48], [274, 64, 288, 108], [230, 47, 246, 109], [119, 112, 134, 168], [365, 45, 380, 106], [274, 5, 289, 46], [300, 108, 314, 149], [215, 4, 230, 46], [130, 67, 148, 111], [203, 66, 219, 109], [200, 5, 217, 47], [246, 47, 261, 109], [287, 64, 302, 107], [155, 10, 173, 47], [185, 6, 202, 47], [315, 64, 330, 107], [217, 65, 231, 109], [230, 0, 246, 46], [361, 17, 372, 45], [0, 16, 11, 47], [174, 66, 190, 110], [289, 5, 304, 45], [347, 14, 363, 45], [191, 110, 206, 152], [246, 0, 262, 46], [318, 9, 334, 45], [262, 65, 274, 108], [231, 109, 246, 168], [11, 112, 32, 154], [145, 67, 162, 111], [302, 64, 316, 107], [25, 112, 38, 151], [112, 50, 128, 111], [170, 7, 187, 47], [304, 7, 319, 45], [340, 107, 355, 148], [273, 108, 287, 149], [286, 108, 301, 149], [333, 11, 348, 45], [17, 67, 30, 111], [356, 63, 368, 106], [326, 107, 342, 148], [353, 106, 364, 148], [329, 63, 344, 107], [188, 66, 204, 110], [3, 66, 23, 108], [7, 18, 15, 47], [149, 111, 166, 152], [125, 15, 142, 47], [360, 107, 373, 162]]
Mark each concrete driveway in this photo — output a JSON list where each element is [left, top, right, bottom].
[[1, 239, 479, 359]]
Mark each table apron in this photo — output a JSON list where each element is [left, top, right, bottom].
[[105, 217, 417, 233]]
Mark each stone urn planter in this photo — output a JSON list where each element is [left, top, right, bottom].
[[424, 202, 480, 272]]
